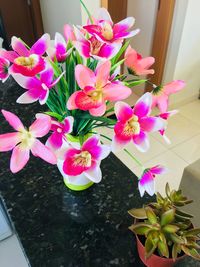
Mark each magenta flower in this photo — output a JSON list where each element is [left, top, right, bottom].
[[74, 29, 121, 59], [158, 110, 178, 144], [67, 60, 131, 116], [83, 8, 139, 43], [0, 57, 10, 82], [152, 80, 185, 113], [0, 110, 57, 173], [47, 117, 74, 149], [112, 93, 165, 152], [125, 45, 155, 75], [138, 165, 168, 197], [47, 33, 72, 62], [0, 34, 50, 76], [12, 67, 65, 105], [63, 135, 110, 183]]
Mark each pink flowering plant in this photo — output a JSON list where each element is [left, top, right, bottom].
[[0, 1, 185, 194]]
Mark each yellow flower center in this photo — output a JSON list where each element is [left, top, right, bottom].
[[91, 39, 102, 55], [19, 130, 35, 149], [89, 90, 103, 102], [101, 22, 113, 40], [124, 115, 140, 136], [74, 151, 92, 167], [15, 55, 37, 68]]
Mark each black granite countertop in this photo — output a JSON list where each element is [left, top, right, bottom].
[[0, 79, 199, 267]]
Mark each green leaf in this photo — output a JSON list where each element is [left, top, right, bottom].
[[181, 246, 200, 260], [45, 111, 63, 121], [128, 208, 147, 219], [129, 223, 152, 235], [175, 209, 193, 219], [172, 243, 181, 260], [77, 113, 116, 125], [157, 240, 169, 258], [110, 59, 125, 74], [145, 207, 157, 224], [111, 40, 130, 65], [126, 79, 147, 88], [185, 228, 200, 237], [170, 233, 185, 244], [161, 208, 175, 226], [165, 182, 171, 198], [162, 224, 179, 233], [145, 236, 157, 259]]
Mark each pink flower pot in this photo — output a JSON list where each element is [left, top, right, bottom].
[[136, 235, 186, 267]]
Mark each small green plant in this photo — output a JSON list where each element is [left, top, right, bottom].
[[128, 183, 200, 260]]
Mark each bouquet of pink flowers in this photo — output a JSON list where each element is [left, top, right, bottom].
[[0, 2, 185, 194]]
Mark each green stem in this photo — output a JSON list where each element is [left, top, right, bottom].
[[80, 0, 93, 24], [99, 133, 144, 168]]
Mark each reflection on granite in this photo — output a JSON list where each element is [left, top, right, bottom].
[[0, 79, 199, 267]]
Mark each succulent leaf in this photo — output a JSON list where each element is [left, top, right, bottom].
[[162, 224, 179, 233], [161, 208, 175, 226], [158, 240, 169, 258], [145, 206, 158, 224], [129, 223, 152, 235], [145, 236, 157, 259], [128, 208, 147, 219]]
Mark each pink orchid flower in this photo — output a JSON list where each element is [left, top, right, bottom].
[[125, 45, 155, 75], [47, 117, 74, 149], [112, 93, 165, 152], [63, 24, 76, 42], [83, 8, 139, 43], [158, 110, 178, 144], [67, 60, 131, 116], [0, 110, 57, 173], [152, 80, 185, 113], [12, 68, 65, 105], [47, 33, 72, 63], [138, 165, 168, 197], [63, 135, 110, 183], [0, 57, 10, 82], [0, 34, 50, 76], [74, 28, 121, 59]]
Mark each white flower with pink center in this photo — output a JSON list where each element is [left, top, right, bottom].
[[63, 135, 110, 183], [112, 93, 165, 152]]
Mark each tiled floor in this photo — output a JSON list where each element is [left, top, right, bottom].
[[1, 99, 200, 266]]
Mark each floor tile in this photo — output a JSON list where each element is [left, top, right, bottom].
[[179, 100, 200, 125], [133, 150, 188, 196], [152, 113, 200, 148], [0, 235, 29, 267], [172, 133, 200, 164]]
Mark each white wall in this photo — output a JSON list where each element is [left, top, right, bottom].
[[81, 0, 100, 25], [40, 0, 82, 37], [127, 0, 158, 96], [163, 0, 200, 107]]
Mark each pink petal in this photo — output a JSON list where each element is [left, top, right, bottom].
[[113, 17, 135, 34], [0, 132, 20, 151], [40, 68, 54, 85], [39, 89, 49, 105], [125, 45, 138, 68], [82, 135, 101, 160], [157, 94, 169, 113], [63, 24, 76, 41], [97, 8, 113, 23], [12, 73, 41, 90], [98, 42, 122, 58], [16, 91, 38, 104], [74, 40, 91, 58], [132, 131, 150, 152], [95, 60, 111, 88], [139, 57, 155, 70], [103, 83, 131, 101], [0, 49, 18, 62], [164, 80, 185, 95], [75, 91, 102, 111], [63, 116, 74, 133], [31, 140, 57, 164], [115, 101, 133, 122], [55, 32, 66, 46], [63, 150, 88, 176], [159, 110, 178, 120], [10, 144, 30, 173], [2, 110, 24, 131], [30, 33, 50, 55], [150, 165, 168, 175], [29, 115, 51, 137], [111, 134, 129, 152], [50, 71, 65, 88], [11, 37, 29, 56], [133, 93, 152, 118], [84, 164, 102, 183], [139, 170, 153, 186], [139, 117, 165, 132], [67, 91, 79, 110], [89, 103, 106, 116], [114, 121, 133, 141], [48, 132, 63, 149], [75, 65, 95, 89], [114, 29, 140, 39]]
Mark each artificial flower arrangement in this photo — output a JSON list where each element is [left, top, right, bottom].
[[129, 183, 200, 266], [0, 1, 185, 193]]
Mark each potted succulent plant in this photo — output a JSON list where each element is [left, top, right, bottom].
[[128, 183, 200, 267]]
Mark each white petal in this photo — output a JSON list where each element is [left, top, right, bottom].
[[100, 144, 111, 160], [16, 92, 37, 104], [145, 180, 155, 196], [84, 165, 102, 183], [138, 182, 145, 197]]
